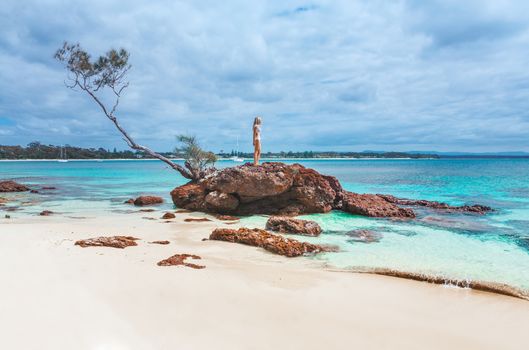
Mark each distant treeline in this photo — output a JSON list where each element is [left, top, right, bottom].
[[0, 142, 440, 160]]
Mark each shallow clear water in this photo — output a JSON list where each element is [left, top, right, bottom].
[[1, 158, 529, 290]]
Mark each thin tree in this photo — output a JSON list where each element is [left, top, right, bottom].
[[54, 42, 195, 180]]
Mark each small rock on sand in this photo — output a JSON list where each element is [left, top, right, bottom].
[[157, 254, 205, 269], [150, 240, 170, 245], [162, 212, 176, 219], [75, 236, 139, 249], [184, 218, 212, 222]]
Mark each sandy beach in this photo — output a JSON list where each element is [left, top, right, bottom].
[[1, 211, 528, 350]]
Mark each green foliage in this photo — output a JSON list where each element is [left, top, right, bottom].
[[175, 135, 217, 179], [54, 42, 130, 91]]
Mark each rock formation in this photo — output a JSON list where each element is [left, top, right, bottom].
[[134, 196, 164, 206], [0, 180, 30, 192], [170, 162, 492, 219], [265, 216, 322, 236], [75, 236, 139, 248], [209, 227, 332, 257]]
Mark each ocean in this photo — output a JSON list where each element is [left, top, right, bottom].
[[1, 158, 529, 290]]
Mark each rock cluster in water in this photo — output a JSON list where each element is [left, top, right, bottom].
[[171, 162, 491, 219], [209, 227, 331, 257], [0, 181, 30, 192]]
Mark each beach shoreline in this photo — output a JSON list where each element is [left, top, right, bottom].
[[1, 211, 528, 349]]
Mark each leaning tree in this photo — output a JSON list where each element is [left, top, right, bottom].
[[54, 41, 210, 181]]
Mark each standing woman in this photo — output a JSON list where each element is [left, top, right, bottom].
[[253, 116, 262, 166]]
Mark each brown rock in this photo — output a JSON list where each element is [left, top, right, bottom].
[[184, 218, 212, 222], [377, 194, 493, 214], [170, 183, 206, 211], [209, 228, 330, 257], [162, 212, 176, 219], [157, 254, 205, 269], [175, 209, 193, 214], [30, 189, 39, 193], [140, 208, 156, 212], [75, 236, 139, 249], [342, 192, 415, 218], [214, 214, 240, 221], [149, 240, 170, 245], [39, 210, 53, 216], [0, 181, 30, 192], [134, 196, 163, 206], [265, 216, 322, 236], [124, 198, 135, 204], [205, 191, 239, 212]]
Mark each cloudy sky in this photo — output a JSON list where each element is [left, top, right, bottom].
[[1, 0, 529, 153]]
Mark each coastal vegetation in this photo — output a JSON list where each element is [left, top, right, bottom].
[[0, 143, 439, 160]]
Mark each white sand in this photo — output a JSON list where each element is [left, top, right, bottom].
[[0, 211, 528, 350]]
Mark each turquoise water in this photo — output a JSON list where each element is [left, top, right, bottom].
[[1, 158, 529, 290]]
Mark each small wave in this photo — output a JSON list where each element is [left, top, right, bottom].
[[333, 267, 529, 301]]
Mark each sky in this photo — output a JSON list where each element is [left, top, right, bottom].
[[1, 0, 529, 153]]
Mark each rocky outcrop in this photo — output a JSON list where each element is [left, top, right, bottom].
[[209, 227, 331, 257], [377, 194, 493, 214], [170, 162, 491, 220], [171, 162, 342, 216], [75, 236, 139, 249], [0, 181, 30, 192], [157, 254, 205, 269], [134, 196, 163, 206], [265, 216, 322, 236], [341, 192, 415, 218]]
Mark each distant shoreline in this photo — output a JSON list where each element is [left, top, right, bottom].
[[1, 156, 529, 161]]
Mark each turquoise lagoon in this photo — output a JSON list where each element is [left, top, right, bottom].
[[1, 158, 529, 290]]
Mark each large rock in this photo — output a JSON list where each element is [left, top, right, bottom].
[[209, 227, 331, 257], [265, 216, 322, 236], [0, 181, 30, 192], [171, 162, 342, 216]]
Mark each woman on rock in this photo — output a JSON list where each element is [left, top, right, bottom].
[[253, 116, 262, 166]]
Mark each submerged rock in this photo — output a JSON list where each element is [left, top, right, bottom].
[[75, 236, 139, 249], [209, 227, 331, 257], [124, 198, 135, 204], [39, 210, 53, 216], [157, 253, 205, 269], [134, 196, 163, 206], [0, 180, 30, 192], [265, 216, 322, 236], [346, 229, 383, 243], [378, 194, 492, 214]]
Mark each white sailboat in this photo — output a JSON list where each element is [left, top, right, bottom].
[[230, 136, 244, 162], [58, 146, 68, 163]]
